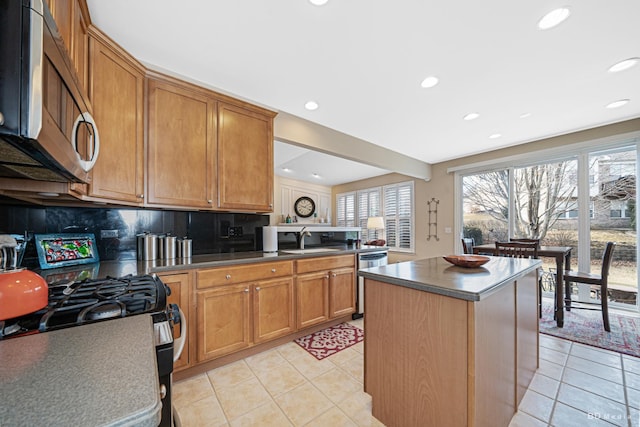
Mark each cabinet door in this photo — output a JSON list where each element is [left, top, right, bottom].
[[329, 267, 356, 318], [296, 271, 329, 330], [88, 29, 144, 203], [253, 277, 295, 343], [70, 0, 88, 92], [47, 1, 72, 54], [147, 78, 216, 208], [158, 272, 190, 371], [217, 102, 274, 212], [196, 284, 251, 361]]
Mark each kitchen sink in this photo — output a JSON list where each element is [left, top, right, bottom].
[[281, 248, 341, 254]]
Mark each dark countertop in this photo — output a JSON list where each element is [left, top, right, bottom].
[[358, 256, 541, 301], [0, 315, 161, 427], [35, 246, 388, 282]]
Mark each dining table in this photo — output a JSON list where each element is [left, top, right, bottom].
[[472, 243, 573, 327]]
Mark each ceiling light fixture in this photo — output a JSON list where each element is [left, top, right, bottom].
[[420, 76, 439, 88], [282, 167, 292, 172], [309, 0, 328, 5], [608, 58, 640, 73], [305, 101, 319, 111], [489, 134, 502, 139], [606, 99, 630, 109], [312, 173, 322, 179], [519, 112, 532, 119], [463, 112, 480, 121], [537, 7, 570, 30]]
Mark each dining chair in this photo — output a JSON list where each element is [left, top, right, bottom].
[[563, 242, 616, 332], [496, 241, 542, 317], [461, 237, 475, 254]]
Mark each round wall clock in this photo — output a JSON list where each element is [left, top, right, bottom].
[[294, 196, 316, 218]]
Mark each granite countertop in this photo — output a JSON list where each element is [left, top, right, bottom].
[[358, 256, 541, 301], [36, 245, 388, 282], [0, 315, 161, 427]]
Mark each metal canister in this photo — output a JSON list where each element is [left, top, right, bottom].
[[137, 233, 157, 261], [159, 235, 177, 260], [178, 238, 192, 258]]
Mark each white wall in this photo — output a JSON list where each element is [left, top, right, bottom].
[[270, 176, 332, 225]]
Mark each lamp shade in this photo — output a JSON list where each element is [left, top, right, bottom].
[[367, 216, 385, 229]]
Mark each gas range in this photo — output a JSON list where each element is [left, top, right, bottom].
[[0, 274, 177, 339], [0, 273, 182, 427]]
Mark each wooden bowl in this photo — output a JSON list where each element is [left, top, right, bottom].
[[442, 255, 490, 268]]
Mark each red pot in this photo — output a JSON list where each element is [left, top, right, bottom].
[[0, 269, 49, 320]]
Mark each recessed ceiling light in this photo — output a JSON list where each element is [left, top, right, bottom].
[[309, 0, 328, 5], [282, 167, 292, 172], [537, 7, 570, 30], [312, 173, 322, 179], [519, 112, 532, 119], [305, 101, 319, 111], [463, 112, 480, 121], [489, 134, 502, 139], [420, 76, 439, 88], [608, 58, 640, 73], [606, 99, 630, 109]]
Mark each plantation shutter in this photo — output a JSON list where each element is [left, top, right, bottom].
[[336, 192, 356, 227], [384, 181, 414, 252], [357, 188, 382, 241]]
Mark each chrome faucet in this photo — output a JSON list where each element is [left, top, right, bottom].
[[296, 227, 312, 249]]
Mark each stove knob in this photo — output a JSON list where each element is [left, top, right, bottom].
[[168, 303, 181, 325]]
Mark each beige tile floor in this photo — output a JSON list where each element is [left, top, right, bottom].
[[174, 317, 640, 427]]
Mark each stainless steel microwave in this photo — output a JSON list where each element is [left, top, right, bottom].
[[0, 0, 99, 183]]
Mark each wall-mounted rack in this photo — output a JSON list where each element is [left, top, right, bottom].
[[427, 198, 439, 241]]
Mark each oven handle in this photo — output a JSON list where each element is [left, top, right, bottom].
[[173, 306, 186, 362]]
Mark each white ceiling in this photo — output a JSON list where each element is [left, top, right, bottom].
[[273, 140, 389, 186], [86, 0, 640, 183]]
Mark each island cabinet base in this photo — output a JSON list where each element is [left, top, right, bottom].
[[364, 270, 538, 427]]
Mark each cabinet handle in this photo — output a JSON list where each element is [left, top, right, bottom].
[[244, 288, 249, 293], [137, 194, 144, 199], [332, 273, 337, 277], [226, 274, 231, 280], [271, 268, 276, 273], [207, 199, 213, 204], [255, 287, 261, 291], [325, 275, 329, 279]]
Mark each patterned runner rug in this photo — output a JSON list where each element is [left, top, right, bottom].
[[295, 323, 364, 360], [540, 299, 640, 357]]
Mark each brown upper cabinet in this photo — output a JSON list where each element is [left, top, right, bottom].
[[218, 102, 275, 212], [146, 75, 217, 209], [46, 0, 89, 92], [87, 27, 144, 203]]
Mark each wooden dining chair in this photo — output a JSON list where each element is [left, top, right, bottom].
[[496, 241, 542, 317], [461, 237, 475, 254], [563, 242, 616, 332]]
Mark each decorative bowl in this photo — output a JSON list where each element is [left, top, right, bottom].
[[442, 255, 490, 268]]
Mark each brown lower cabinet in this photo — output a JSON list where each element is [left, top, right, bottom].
[[176, 255, 356, 367], [196, 277, 295, 362]]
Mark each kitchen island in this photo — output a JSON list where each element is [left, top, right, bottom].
[[359, 256, 540, 427]]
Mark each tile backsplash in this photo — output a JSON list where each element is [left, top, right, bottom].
[[0, 203, 269, 267]]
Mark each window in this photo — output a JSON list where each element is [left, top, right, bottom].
[[383, 181, 414, 252], [336, 181, 414, 252], [609, 200, 629, 218], [336, 192, 356, 227], [357, 188, 382, 241]]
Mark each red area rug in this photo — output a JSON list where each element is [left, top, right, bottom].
[[295, 323, 364, 360], [540, 299, 640, 358]]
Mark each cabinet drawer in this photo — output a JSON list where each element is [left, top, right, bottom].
[[197, 261, 293, 289], [295, 255, 355, 274]]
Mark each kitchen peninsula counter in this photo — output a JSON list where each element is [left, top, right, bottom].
[[0, 315, 161, 426], [359, 256, 540, 427]]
